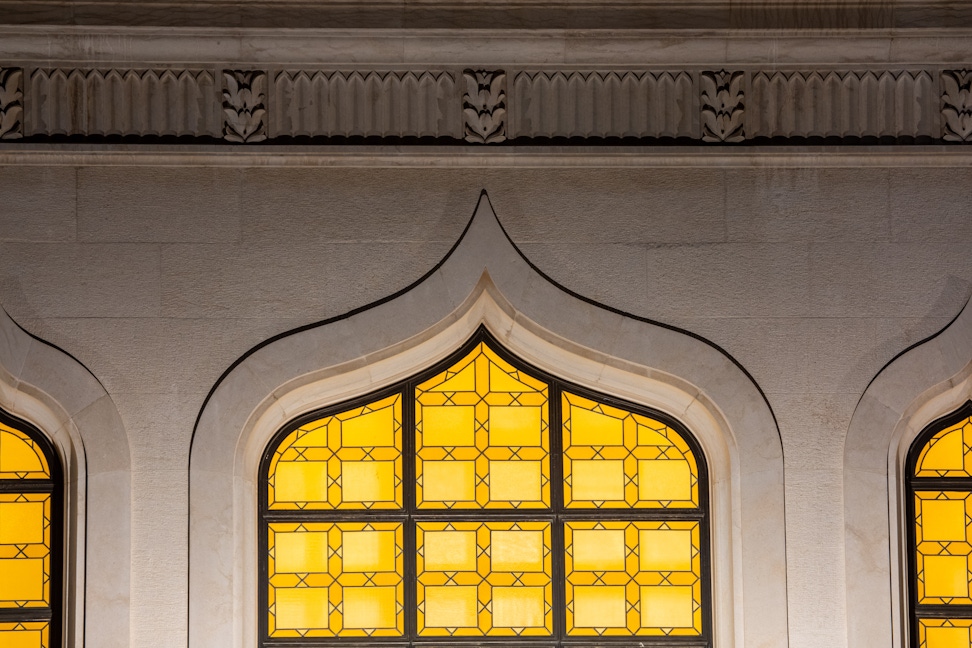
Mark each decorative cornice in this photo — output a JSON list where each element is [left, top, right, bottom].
[[0, 67, 22, 140], [3, 64, 971, 145]]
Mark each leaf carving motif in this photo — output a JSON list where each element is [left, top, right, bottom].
[[943, 70, 972, 142], [701, 70, 744, 143], [463, 69, 507, 144], [222, 70, 267, 143], [0, 67, 23, 140]]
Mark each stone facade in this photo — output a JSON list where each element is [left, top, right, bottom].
[[1, 3, 971, 648]]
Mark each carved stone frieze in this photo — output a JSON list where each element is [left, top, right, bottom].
[[222, 70, 266, 143], [463, 70, 507, 144], [26, 68, 219, 138], [749, 70, 937, 139], [511, 71, 696, 139], [701, 70, 744, 143], [0, 64, 969, 145], [942, 70, 972, 142], [0, 67, 22, 140], [271, 70, 459, 139]]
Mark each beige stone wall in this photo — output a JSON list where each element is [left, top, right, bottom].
[[1, 160, 971, 648]]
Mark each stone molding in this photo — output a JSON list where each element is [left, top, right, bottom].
[[2, 63, 971, 145], [1, 0, 972, 30]]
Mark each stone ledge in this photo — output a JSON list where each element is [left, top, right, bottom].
[[2, 0, 972, 30]]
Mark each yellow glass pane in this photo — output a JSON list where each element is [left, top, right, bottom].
[[343, 586, 397, 628], [423, 461, 476, 502], [342, 531, 396, 572], [572, 530, 626, 571], [571, 406, 624, 446], [0, 502, 44, 545], [563, 392, 698, 509], [424, 586, 478, 627], [916, 417, 972, 477], [424, 531, 478, 571], [423, 406, 476, 446], [641, 585, 694, 628], [921, 619, 972, 648], [927, 627, 970, 648], [640, 529, 693, 572], [925, 555, 969, 598], [0, 622, 48, 648], [489, 460, 542, 502], [341, 406, 395, 447], [490, 530, 544, 572], [0, 425, 49, 479], [274, 462, 328, 503], [268, 522, 403, 638], [268, 394, 402, 510], [566, 520, 702, 636], [275, 587, 330, 630], [489, 406, 542, 446], [492, 587, 545, 627], [572, 460, 625, 501], [639, 460, 692, 501], [923, 500, 968, 542], [573, 586, 627, 628], [342, 461, 395, 502], [417, 521, 552, 636], [0, 559, 44, 601], [275, 532, 329, 573], [416, 341, 549, 509]]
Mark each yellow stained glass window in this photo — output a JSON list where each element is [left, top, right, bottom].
[[260, 330, 709, 646], [0, 424, 50, 479], [416, 521, 552, 636], [268, 394, 403, 510], [415, 342, 549, 509], [910, 404, 972, 647], [0, 621, 50, 648], [0, 413, 60, 648], [267, 522, 404, 637], [563, 392, 698, 508], [565, 521, 702, 635]]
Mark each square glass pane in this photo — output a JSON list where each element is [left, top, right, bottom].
[[915, 492, 972, 604], [565, 521, 702, 636], [416, 521, 552, 636], [0, 621, 49, 648], [267, 522, 403, 638], [0, 493, 51, 608]]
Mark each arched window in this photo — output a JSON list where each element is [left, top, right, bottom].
[[907, 401, 972, 648], [259, 329, 710, 645], [0, 409, 62, 648]]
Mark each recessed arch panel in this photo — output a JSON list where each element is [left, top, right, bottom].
[[189, 191, 787, 648]]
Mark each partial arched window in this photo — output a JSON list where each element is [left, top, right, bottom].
[[907, 401, 972, 648], [259, 329, 710, 645], [0, 410, 62, 648]]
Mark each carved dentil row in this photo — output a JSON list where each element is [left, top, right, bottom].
[[0, 66, 969, 143]]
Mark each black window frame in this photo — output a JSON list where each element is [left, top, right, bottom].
[[259, 327, 711, 647]]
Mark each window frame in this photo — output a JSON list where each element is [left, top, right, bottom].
[[257, 327, 711, 647], [0, 407, 64, 648]]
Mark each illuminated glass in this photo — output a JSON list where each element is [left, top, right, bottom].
[[0, 415, 60, 648], [415, 342, 549, 509], [909, 403, 972, 648], [565, 521, 702, 635], [260, 329, 709, 646], [416, 521, 552, 636]]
